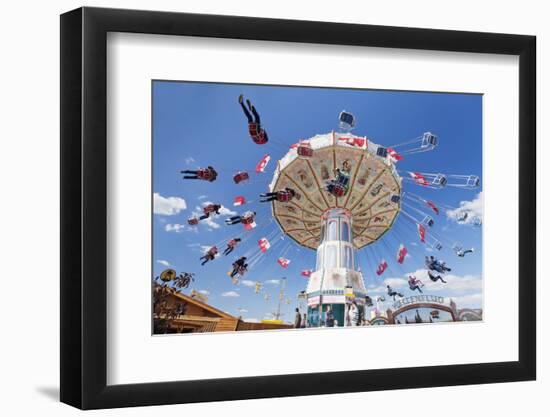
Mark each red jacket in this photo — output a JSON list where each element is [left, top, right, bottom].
[[241, 212, 255, 224], [248, 123, 267, 144], [276, 190, 293, 202], [197, 168, 216, 181], [203, 204, 219, 214]]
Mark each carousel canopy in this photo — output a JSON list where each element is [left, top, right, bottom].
[[270, 132, 402, 250]]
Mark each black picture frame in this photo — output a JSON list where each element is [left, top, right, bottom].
[[61, 6, 536, 410]]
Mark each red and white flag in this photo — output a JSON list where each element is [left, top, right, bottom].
[[255, 154, 271, 173], [258, 237, 271, 253], [409, 172, 430, 186], [376, 259, 388, 276], [387, 148, 403, 162], [244, 221, 257, 231], [277, 257, 290, 268], [301, 269, 313, 277], [338, 136, 367, 148], [233, 196, 246, 206], [426, 200, 439, 215], [417, 223, 426, 243], [397, 244, 408, 264]]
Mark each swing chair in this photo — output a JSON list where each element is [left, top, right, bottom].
[[338, 110, 356, 131], [421, 132, 438, 149], [297, 141, 314, 158], [421, 215, 435, 227], [391, 194, 401, 203], [159, 268, 177, 282], [233, 171, 250, 184]]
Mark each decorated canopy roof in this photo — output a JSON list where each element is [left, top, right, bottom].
[[269, 132, 402, 250]]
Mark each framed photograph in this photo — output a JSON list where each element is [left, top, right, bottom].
[[61, 6, 536, 410]]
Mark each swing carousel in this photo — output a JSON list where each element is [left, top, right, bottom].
[[173, 103, 481, 329], [269, 128, 403, 325]]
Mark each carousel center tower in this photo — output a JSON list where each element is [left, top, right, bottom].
[[269, 131, 402, 326]]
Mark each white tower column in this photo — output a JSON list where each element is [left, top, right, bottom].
[[306, 209, 367, 326]]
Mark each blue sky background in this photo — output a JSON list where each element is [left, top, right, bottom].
[[152, 81, 483, 323]]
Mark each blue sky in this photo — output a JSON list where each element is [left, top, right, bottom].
[[152, 81, 483, 323]]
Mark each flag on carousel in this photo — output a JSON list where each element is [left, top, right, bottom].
[[409, 172, 430, 186], [233, 196, 246, 206], [301, 269, 313, 277], [258, 237, 271, 253], [338, 136, 367, 148], [397, 244, 408, 264], [255, 154, 271, 173], [277, 257, 290, 268], [417, 223, 426, 243], [376, 259, 388, 276], [426, 200, 439, 215], [387, 147, 403, 162]]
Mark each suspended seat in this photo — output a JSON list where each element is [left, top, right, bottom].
[[233, 171, 249, 184], [376, 146, 388, 158], [421, 132, 438, 148], [466, 175, 480, 187], [187, 217, 199, 225], [456, 211, 468, 222], [159, 268, 177, 282], [331, 182, 349, 197], [432, 173, 447, 187], [297, 142, 314, 157], [241, 214, 255, 225], [422, 215, 435, 227], [339, 110, 356, 131]]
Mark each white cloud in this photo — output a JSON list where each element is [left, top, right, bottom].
[[156, 259, 171, 267], [405, 269, 482, 294], [241, 280, 256, 287], [236, 308, 248, 313], [165, 223, 186, 233], [202, 217, 221, 230], [198, 290, 210, 296], [198, 195, 208, 200], [200, 245, 212, 252], [383, 277, 407, 288], [222, 291, 240, 298], [368, 285, 386, 293], [184, 156, 196, 165], [153, 193, 187, 216], [366, 271, 483, 311], [449, 293, 483, 308], [219, 206, 238, 217], [446, 192, 483, 225], [264, 279, 280, 285]]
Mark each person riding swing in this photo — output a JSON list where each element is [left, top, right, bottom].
[[239, 94, 268, 145], [260, 187, 296, 203]]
